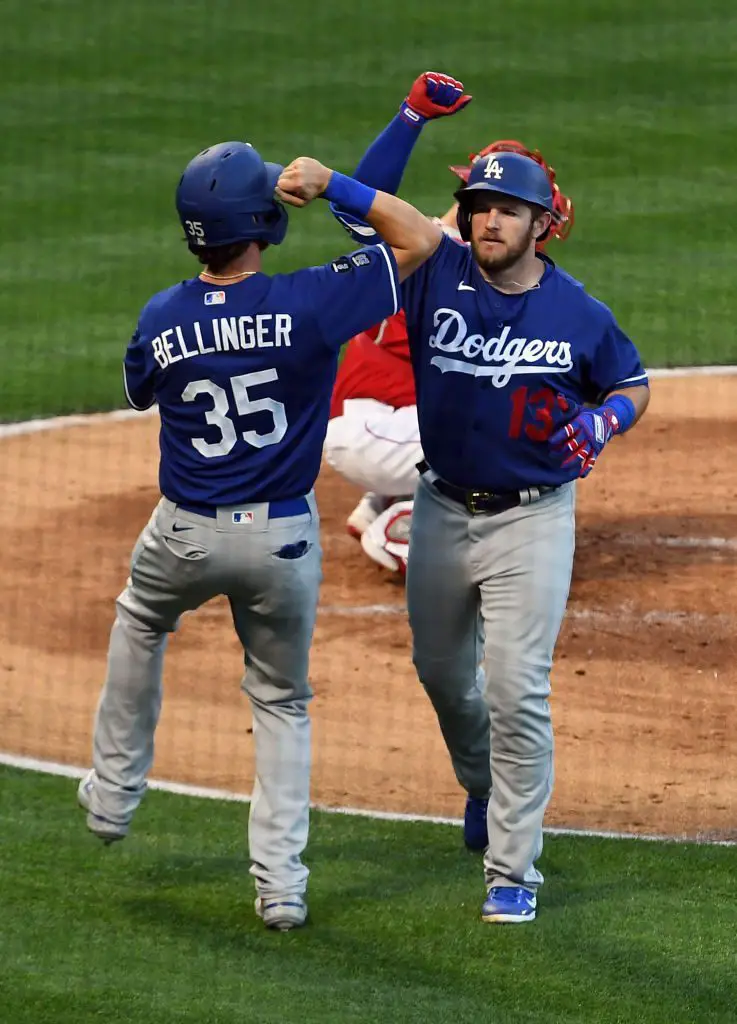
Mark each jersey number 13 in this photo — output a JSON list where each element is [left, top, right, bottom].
[[181, 369, 287, 457]]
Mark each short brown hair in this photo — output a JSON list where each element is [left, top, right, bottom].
[[191, 240, 251, 273]]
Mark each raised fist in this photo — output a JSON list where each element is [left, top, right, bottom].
[[275, 158, 332, 207], [400, 72, 472, 125]]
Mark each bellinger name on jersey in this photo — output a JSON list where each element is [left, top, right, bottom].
[[151, 314, 293, 370]]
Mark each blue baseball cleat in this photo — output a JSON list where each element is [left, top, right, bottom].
[[463, 795, 489, 851], [481, 886, 537, 924]]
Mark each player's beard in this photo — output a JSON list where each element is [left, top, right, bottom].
[[471, 224, 537, 275]]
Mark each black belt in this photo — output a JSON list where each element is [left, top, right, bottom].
[[417, 461, 554, 517]]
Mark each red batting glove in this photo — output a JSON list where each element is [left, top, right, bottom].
[[399, 72, 473, 126]]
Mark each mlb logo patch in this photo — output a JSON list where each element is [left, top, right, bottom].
[[204, 290, 226, 306], [232, 511, 254, 525]]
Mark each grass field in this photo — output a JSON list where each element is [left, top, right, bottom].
[[2, 766, 737, 1024], [1, 0, 736, 419]]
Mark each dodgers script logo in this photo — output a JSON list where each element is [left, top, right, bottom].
[[428, 308, 573, 388]]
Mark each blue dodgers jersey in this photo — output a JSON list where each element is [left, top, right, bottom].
[[401, 234, 648, 491], [123, 244, 399, 506]]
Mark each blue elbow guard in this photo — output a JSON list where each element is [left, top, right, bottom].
[[329, 202, 380, 245]]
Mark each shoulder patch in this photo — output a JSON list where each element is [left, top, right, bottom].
[[331, 258, 352, 274], [350, 251, 372, 268]]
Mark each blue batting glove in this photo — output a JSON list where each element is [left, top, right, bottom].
[[550, 408, 618, 478]]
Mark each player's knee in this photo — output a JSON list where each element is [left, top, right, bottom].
[[241, 662, 313, 706], [485, 686, 553, 754], [412, 651, 479, 703], [246, 689, 313, 717]]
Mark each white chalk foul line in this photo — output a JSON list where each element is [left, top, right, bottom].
[[318, 603, 736, 627], [1, 752, 734, 847], [0, 406, 156, 439], [320, 603, 406, 615], [566, 606, 736, 627], [647, 365, 737, 378], [607, 534, 737, 552]]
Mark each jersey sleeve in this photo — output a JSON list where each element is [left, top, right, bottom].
[[123, 326, 157, 410], [586, 312, 649, 402], [328, 111, 424, 246], [294, 243, 401, 351]]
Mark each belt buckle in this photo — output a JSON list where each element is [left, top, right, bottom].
[[466, 490, 488, 515]]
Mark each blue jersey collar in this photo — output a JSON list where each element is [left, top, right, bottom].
[[473, 251, 555, 296]]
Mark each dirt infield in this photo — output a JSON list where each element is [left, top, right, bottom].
[[1, 375, 736, 839]]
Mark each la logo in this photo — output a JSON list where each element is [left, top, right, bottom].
[[483, 157, 503, 180]]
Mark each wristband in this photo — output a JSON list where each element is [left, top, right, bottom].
[[398, 102, 428, 128], [322, 172, 376, 220], [601, 393, 636, 434]]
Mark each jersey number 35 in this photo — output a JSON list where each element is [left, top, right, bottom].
[[182, 369, 287, 457]]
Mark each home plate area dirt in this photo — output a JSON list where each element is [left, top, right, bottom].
[[1, 374, 736, 840]]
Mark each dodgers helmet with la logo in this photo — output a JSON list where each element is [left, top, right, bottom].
[[454, 151, 554, 241]]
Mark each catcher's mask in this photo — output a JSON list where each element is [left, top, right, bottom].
[[450, 139, 574, 248]]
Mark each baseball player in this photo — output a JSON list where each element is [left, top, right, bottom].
[[399, 149, 650, 923], [76, 139, 446, 930], [324, 73, 574, 577]]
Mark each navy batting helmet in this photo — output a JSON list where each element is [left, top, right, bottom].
[[175, 141, 287, 249], [454, 151, 554, 242]]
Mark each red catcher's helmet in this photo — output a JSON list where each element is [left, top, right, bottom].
[[450, 139, 574, 249]]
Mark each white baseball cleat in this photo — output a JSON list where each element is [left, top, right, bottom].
[[346, 492, 392, 540], [255, 894, 308, 931], [360, 500, 413, 575]]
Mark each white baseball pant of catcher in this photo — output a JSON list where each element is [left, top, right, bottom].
[[323, 398, 422, 570]]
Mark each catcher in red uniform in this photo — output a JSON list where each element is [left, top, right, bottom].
[[324, 73, 575, 574]]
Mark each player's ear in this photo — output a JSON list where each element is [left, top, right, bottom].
[[533, 210, 553, 242]]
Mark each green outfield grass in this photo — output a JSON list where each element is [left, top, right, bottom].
[[1, 0, 736, 420], [1, 766, 736, 1024]]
